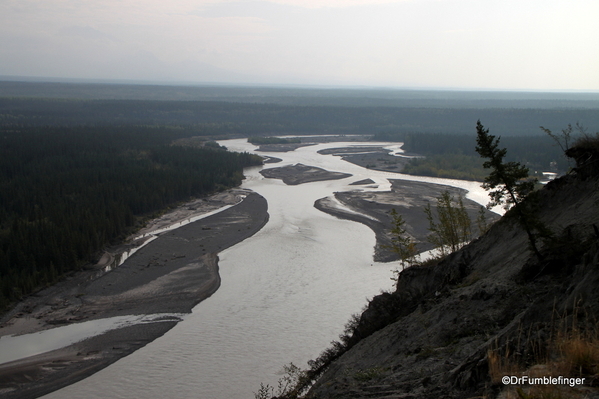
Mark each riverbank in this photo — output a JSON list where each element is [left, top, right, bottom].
[[0, 189, 268, 399], [318, 145, 414, 173], [307, 155, 599, 399], [315, 179, 499, 262]]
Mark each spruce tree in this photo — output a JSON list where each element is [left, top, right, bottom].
[[475, 120, 547, 261], [386, 209, 419, 269]]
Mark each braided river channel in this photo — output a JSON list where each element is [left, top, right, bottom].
[[43, 139, 491, 399]]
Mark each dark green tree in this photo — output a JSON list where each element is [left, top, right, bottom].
[[386, 209, 419, 270], [475, 121, 535, 209], [476, 205, 490, 235], [475, 120, 547, 261]]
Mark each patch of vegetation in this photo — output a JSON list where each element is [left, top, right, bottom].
[[253, 311, 368, 398], [424, 191, 473, 257], [374, 131, 568, 178], [415, 346, 438, 361], [387, 189, 489, 277], [202, 140, 228, 150], [402, 154, 488, 181], [488, 310, 599, 399]]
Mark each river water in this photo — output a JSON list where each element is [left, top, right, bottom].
[[43, 139, 492, 399]]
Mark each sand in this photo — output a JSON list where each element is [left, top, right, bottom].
[[260, 163, 352, 185], [315, 179, 499, 262]]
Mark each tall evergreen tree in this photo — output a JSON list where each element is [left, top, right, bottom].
[[386, 209, 419, 270], [475, 120, 548, 261]]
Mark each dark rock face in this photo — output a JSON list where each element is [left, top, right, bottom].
[[308, 157, 599, 398]]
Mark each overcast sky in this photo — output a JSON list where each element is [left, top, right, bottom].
[[1, 0, 598, 91]]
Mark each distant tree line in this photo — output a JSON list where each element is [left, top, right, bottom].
[[0, 125, 262, 310], [3, 81, 599, 109], [401, 154, 489, 181], [374, 131, 568, 178], [2, 97, 598, 137]]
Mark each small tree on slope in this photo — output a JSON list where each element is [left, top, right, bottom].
[[424, 191, 472, 258], [387, 209, 419, 270], [475, 120, 548, 261]]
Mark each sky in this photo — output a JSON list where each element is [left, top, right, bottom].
[[1, 0, 598, 91]]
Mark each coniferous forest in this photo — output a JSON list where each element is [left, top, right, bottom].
[[373, 131, 569, 179], [0, 124, 262, 309]]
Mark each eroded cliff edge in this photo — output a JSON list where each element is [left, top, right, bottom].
[[308, 147, 599, 398]]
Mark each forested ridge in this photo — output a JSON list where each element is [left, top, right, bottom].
[[0, 124, 262, 309], [2, 97, 599, 136], [2, 81, 599, 109]]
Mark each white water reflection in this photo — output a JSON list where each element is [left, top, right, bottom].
[[323, 196, 379, 221], [44, 138, 495, 399], [0, 314, 185, 365]]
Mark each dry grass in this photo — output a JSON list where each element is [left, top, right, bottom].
[[488, 312, 599, 399], [488, 348, 520, 385], [553, 328, 599, 377]]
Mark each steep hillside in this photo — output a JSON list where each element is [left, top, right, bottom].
[[307, 143, 599, 398]]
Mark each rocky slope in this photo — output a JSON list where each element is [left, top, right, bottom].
[[307, 147, 599, 398]]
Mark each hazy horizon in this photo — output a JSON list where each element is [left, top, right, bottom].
[[2, 0, 598, 91], [3, 74, 599, 94]]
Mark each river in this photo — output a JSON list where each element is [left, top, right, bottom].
[[43, 139, 492, 399]]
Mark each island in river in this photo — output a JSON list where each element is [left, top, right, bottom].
[[259, 163, 352, 185], [315, 179, 498, 262]]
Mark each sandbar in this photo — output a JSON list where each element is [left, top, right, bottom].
[[0, 189, 268, 399], [315, 179, 498, 262], [260, 163, 352, 185]]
